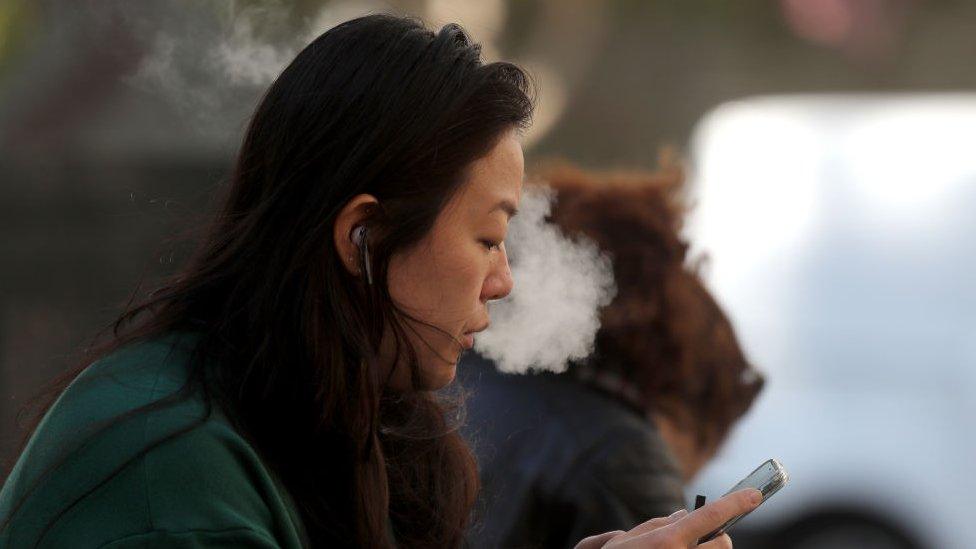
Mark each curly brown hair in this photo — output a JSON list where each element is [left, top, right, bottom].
[[539, 155, 764, 455]]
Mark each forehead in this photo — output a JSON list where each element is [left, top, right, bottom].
[[456, 132, 524, 210]]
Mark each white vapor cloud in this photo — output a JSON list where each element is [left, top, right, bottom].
[[475, 184, 617, 374], [122, 1, 382, 138]]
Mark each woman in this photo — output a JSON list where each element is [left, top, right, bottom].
[[0, 15, 758, 548], [462, 161, 764, 548]]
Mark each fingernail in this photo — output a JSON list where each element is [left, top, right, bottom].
[[669, 509, 688, 519], [749, 489, 763, 505]]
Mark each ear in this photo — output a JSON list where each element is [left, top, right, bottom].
[[333, 193, 379, 277]]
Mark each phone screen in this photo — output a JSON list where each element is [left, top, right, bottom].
[[698, 458, 788, 544]]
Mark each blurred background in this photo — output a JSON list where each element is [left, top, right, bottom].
[[2, 1, 975, 547]]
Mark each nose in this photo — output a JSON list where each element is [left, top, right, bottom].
[[481, 245, 514, 302]]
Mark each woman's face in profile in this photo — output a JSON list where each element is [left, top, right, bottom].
[[385, 130, 524, 390]]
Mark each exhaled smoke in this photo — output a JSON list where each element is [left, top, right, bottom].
[[474, 184, 617, 374], [123, 0, 383, 138]]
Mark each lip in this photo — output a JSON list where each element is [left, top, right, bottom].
[[460, 323, 488, 350]]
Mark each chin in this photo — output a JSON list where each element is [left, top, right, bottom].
[[387, 352, 458, 392], [414, 345, 461, 389], [422, 360, 458, 390]]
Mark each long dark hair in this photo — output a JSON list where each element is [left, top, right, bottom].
[[7, 14, 532, 548]]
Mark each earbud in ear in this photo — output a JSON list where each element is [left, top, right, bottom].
[[350, 225, 373, 285], [351, 226, 367, 248]]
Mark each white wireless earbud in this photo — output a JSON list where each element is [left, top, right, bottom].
[[351, 225, 366, 247], [351, 225, 373, 285]]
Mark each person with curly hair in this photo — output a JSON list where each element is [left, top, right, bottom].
[[461, 159, 765, 549]]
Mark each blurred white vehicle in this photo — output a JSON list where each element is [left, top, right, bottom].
[[685, 94, 976, 549]]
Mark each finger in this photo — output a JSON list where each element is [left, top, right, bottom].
[[573, 530, 625, 549], [698, 533, 733, 549], [672, 488, 761, 541], [627, 509, 688, 537]]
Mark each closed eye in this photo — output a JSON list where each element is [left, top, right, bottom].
[[480, 239, 502, 252]]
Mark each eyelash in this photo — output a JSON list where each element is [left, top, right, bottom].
[[480, 239, 502, 252]]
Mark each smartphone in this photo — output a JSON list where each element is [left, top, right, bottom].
[[697, 458, 789, 544]]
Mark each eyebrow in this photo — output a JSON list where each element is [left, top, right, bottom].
[[490, 199, 519, 219]]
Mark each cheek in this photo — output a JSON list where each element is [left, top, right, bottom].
[[388, 243, 485, 318], [426, 245, 486, 314], [447, 249, 488, 305]]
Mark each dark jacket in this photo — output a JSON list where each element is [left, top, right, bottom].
[[459, 354, 686, 549]]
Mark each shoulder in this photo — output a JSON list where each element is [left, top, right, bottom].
[[0, 334, 305, 548], [140, 413, 304, 540], [461, 354, 684, 492], [461, 358, 686, 546], [1, 333, 201, 509], [552, 399, 686, 522], [34, 332, 203, 440], [461, 354, 653, 453]]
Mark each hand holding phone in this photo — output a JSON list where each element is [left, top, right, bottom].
[[697, 458, 789, 544], [574, 489, 763, 549]]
